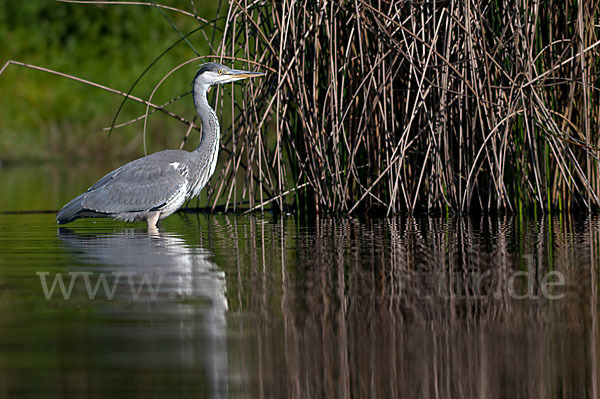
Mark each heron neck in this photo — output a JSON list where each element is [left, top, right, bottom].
[[188, 83, 221, 196], [193, 84, 221, 153]]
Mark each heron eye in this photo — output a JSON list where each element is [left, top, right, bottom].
[[218, 69, 223, 74]]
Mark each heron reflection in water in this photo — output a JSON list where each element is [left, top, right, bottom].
[[57, 63, 264, 230], [58, 227, 228, 397]]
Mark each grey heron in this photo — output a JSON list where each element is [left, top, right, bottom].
[[57, 62, 264, 228]]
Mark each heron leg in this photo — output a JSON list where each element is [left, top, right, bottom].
[[146, 211, 160, 232]]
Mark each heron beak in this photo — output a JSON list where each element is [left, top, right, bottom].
[[225, 69, 265, 82]]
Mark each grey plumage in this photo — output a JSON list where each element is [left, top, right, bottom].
[[57, 62, 264, 227]]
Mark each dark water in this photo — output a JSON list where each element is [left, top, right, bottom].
[[0, 165, 599, 398]]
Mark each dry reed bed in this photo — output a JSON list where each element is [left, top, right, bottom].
[[214, 0, 600, 215]]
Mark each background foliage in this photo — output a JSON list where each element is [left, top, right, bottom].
[[0, 0, 217, 162], [2, 1, 600, 215]]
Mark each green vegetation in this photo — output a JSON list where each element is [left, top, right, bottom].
[[0, 0, 217, 162]]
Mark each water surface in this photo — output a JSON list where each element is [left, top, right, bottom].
[[0, 164, 598, 398]]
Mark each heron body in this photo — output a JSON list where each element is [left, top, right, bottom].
[[57, 62, 263, 228]]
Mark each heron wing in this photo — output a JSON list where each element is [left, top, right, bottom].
[[81, 151, 189, 214]]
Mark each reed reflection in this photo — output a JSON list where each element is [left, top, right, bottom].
[[57, 227, 228, 399], [223, 216, 599, 399]]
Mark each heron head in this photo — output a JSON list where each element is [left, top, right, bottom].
[[193, 62, 265, 87]]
